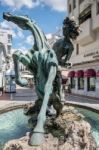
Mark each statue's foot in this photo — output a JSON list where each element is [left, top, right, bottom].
[[29, 132, 45, 146]]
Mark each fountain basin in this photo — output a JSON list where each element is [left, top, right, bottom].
[[0, 104, 99, 149]]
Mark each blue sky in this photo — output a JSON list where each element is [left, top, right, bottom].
[[0, 0, 67, 50]]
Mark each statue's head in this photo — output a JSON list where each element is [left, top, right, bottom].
[[63, 17, 80, 40], [3, 12, 31, 30]]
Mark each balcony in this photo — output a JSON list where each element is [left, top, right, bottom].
[[77, 18, 95, 46]]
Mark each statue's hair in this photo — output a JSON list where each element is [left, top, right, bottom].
[[63, 17, 79, 39]]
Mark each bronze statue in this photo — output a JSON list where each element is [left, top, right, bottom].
[[3, 13, 79, 146], [53, 17, 79, 66]]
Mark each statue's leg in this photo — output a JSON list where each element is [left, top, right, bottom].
[[13, 50, 31, 86], [24, 99, 43, 129], [56, 71, 65, 104], [50, 93, 63, 117], [29, 66, 57, 146]]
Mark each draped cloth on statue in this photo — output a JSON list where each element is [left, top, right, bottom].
[[32, 49, 58, 99]]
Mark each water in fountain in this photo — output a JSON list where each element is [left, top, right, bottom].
[[0, 109, 30, 149]]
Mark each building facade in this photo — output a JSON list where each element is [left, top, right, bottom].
[[0, 26, 12, 71], [67, 0, 99, 98]]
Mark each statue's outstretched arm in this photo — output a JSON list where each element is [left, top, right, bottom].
[[13, 50, 31, 87]]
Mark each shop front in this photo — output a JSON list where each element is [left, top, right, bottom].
[[68, 68, 99, 98]]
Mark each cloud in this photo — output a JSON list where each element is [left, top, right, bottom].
[[41, 0, 67, 12], [17, 30, 24, 38], [26, 35, 34, 45], [0, 21, 17, 38], [46, 33, 53, 40], [12, 47, 28, 53], [19, 46, 28, 51], [0, 20, 18, 30], [0, 21, 25, 38], [1, 0, 67, 12], [1, 0, 39, 9], [0, 21, 9, 28], [11, 30, 17, 38]]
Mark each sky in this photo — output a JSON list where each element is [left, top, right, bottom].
[[0, 0, 67, 51]]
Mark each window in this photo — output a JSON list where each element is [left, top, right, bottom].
[[73, 0, 76, 9], [79, 0, 84, 4], [76, 44, 79, 55], [69, 4, 71, 13], [78, 77, 84, 90], [8, 34, 12, 43], [71, 77, 75, 89], [97, 2, 99, 14], [87, 77, 96, 91]]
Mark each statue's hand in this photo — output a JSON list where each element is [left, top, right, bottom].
[[16, 78, 28, 87]]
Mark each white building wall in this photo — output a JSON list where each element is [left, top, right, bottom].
[[0, 27, 12, 70], [67, 0, 99, 98]]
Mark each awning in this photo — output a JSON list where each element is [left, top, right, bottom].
[[68, 71, 75, 77], [96, 71, 99, 77], [75, 70, 84, 77], [84, 69, 96, 77]]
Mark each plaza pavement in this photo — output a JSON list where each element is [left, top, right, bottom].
[[12, 86, 37, 101], [0, 85, 36, 110], [65, 93, 99, 111], [0, 85, 99, 111]]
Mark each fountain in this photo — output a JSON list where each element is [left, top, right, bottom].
[[0, 106, 98, 150], [1, 13, 98, 150]]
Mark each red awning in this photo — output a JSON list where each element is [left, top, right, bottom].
[[84, 69, 96, 77], [75, 70, 84, 77], [68, 71, 75, 77], [96, 71, 99, 77]]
